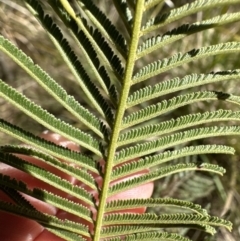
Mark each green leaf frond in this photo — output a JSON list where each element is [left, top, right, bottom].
[[115, 126, 240, 163], [0, 200, 90, 237], [0, 145, 97, 190], [0, 119, 98, 173], [46, 228, 86, 241], [137, 12, 240, 59], [0, 34, 108, 139], [111, 145, 234, 180], [32, 189, 92, 222], [0, 174, 92, 222], [103, 213, 232, 233], [134, 232, 192, 241], [24, 0, 115, 121], [101, 225, 164, 239], [48, 0, 124, 82], [119, 110, 240, 146], [104, 231, 192, 241], [123, 91, 240, 128], [101, 225, 160, 239], [133, 42, 240, 84], [0, 185, 36, 210], [95, 2, 146, 240], [0, 153, 94, 206], [106, 198, 208, 216], [127, 70, 240, 107], [142, 0, 240, 35], [88, 27, 125, 80], [0, 0, 239, 240], [109, 163, 225, 196], [112, 0, 133, 35], [0, 80, 102, 156], [144, 0, 165, 11], [76, 0, 128, 57]]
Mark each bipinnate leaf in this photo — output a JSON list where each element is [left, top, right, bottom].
[[123, 91, 240, 128], [76, 0, 128, 56], [127, 70, 240, 107], [111, 145, 234, 180], [133, 42, 240, 84], [119, 110, 240, 146], [0, 153, 94, 206], [0, 34, 108, 138], [25, 0, 115, 121], [0, 119, 98, 173], [106, 198, 208, 215], [103, 213, 232, 233], [102, 229, 192, 241], [0, 145, 97, 190], [0, 174, 92, 222], [145, 0, 165, 11], [115, 126, 240, 163], [0, 80, 102, 156], [142, 0, 240, 34], [0, 200, 90, 237], [109, 163, 225, 196], [46, 228, 86, 241], [1, 0, 240, 240], [138, 13, 240, 59], [112, 0, 133, 35], [0, 185, 37, 210], [47, 0, 124, 82]]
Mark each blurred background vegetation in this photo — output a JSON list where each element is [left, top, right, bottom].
[[0, 1, 240, 240]]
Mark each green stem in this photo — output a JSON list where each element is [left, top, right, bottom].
[[93, 0, 145, 240]]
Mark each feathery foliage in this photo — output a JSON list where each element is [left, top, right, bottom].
[[0, 0, 240, 241]]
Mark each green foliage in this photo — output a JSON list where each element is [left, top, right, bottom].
[[0, 0, 240, 240]]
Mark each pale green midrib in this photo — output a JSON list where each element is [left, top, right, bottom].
[[141, 0, 240, 35], [93, 1, 145, 241]]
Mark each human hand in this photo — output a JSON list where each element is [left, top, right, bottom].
[[0, 132, 154, 241]]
